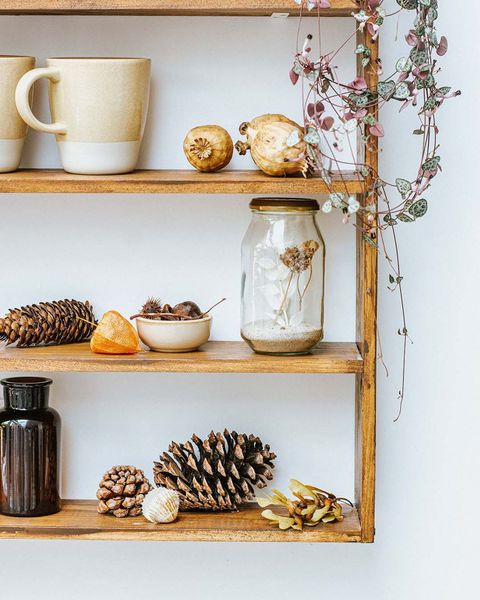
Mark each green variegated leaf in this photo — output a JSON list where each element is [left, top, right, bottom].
[[292, 62, 303, 75], [415, 23, 426, 36], [349, 92, 369, 108], [396, 0, 418, 8], [396, 57, 412, 73], [422, 95, 438, 112], [396, 178, 412, 197], [383, 214, 397, 226], [427, 7, 438, 23], [393, 82, 410, 100], [428, 30, 438, 46], [410, 47, 428, 66], [436, 86, 452, 96], [397, 212, 415, 223], [303, 127, 320, 145], [286, 129, 300, 147], [329, 192, 346, 208], [377, 80, 396, 100], [408, 199, 428, 218], [363, 113, 376, 126], [362, 57, 370, 67], [422, 155, 441, 171], [416, 74, 435, 89], [419, 0, 431, 6]]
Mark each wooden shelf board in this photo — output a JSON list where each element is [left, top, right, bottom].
[[0, 1, 357, 17], [0, 169, 364, 195], [0, 500, 361, 542], [0, 341, 363, 374]]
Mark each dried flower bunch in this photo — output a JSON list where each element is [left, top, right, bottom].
[[257, 479, 352, 531], [131, 297, 225, 321], [289, 0, 459, 417], [280, 240, 319, 273], [276, 239, 320, 319]]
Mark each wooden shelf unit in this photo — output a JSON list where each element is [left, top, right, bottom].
[[0, 500, 361, 542], [0, 341, 363, 374], [0, 1, 357, 17], [0, 4, 378, 544], [0, 169, 364, 195]]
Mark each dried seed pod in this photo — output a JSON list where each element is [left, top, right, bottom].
[[236, 114, 312, 177], [142, 297, 163, 314], [236, 113, 300, 155], [91, 310, 141, 354], [172, 301, 202, 319], [183, 125, 233, 172]]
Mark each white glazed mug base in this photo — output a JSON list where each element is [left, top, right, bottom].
[[57, 140, 141, 175], [0, 138, 25, 172]]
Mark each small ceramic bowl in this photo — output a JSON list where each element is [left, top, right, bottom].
[[135, 315, 212, 353]]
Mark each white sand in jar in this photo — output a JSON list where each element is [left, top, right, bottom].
[[241, 321, 323, 354]]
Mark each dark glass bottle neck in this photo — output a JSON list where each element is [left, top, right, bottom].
[[1, 377, 52, 410]]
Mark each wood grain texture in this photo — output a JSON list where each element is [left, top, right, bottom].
[[354, 29, 378, 544], [0, 341, 363, 374], [0, 500, 361, 542], [0, 1, 357, 16], [0, 169, 365, 195]]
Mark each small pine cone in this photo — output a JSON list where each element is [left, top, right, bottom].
[[0, 299, 96, 347], [96, 466, 152, 518], [153, 430, 276, 512]]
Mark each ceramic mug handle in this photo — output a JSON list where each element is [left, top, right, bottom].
[[15, 67, 67, 135]]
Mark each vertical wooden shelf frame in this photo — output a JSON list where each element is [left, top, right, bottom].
[[354, 30, 378, 544], [0, 3, 378, 543]]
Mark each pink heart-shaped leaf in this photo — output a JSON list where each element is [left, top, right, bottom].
[[437, 36, 448, 56]]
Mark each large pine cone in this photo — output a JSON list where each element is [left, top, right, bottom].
[[97, 466, 152, 518], [0, 299, 96, 347], [153, 430, 276, 511]]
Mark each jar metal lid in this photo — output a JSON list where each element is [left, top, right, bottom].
[[249, 198, 319, 212]]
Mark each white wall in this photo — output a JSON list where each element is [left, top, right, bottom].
[[0, 3, 478, 599]]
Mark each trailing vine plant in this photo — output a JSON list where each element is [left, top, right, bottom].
[[290, 0, 460, 418]]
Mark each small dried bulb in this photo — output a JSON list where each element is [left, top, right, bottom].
[[183, 125, 233, 172]]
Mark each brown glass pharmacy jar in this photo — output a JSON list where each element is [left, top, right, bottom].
[[0, 377, 61, 517]]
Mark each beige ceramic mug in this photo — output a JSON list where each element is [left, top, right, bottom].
[[15, 57, 151, 175], [0, 56, 35, 172]]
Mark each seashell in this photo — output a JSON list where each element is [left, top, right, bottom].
[[142, 487, 180, 524]]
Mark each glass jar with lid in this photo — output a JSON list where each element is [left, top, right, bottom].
[[241, 198, 325, 355]]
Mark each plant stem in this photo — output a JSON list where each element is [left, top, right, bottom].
[[274, 272, 294, 326]]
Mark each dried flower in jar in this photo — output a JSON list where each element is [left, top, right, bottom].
[[280, 240, 319, 273]]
